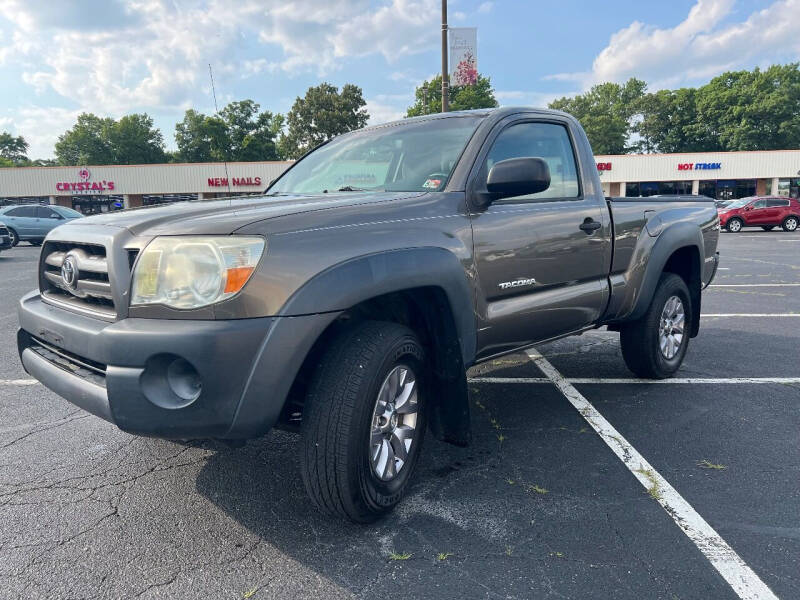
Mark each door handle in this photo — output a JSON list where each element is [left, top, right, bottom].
[[579, 218, 602, 234]]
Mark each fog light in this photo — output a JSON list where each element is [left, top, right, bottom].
[[167, 358, 202, 402], [141, 354, 202, 409]]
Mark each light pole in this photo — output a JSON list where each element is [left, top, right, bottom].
[[441, 0, 449, 112]]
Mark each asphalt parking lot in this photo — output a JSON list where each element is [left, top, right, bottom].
[[1, 230, 799, 600]]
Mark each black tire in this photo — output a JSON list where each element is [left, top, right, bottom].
[[300, 320, 427, 522], [761, 226, 775, 231], [8, 228, 19, 246], [726, 217, 743, 233], [782, 216, 799, 232], [619, 273, 692, 379]]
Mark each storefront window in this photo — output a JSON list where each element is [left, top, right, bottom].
[[777, 178, 800, 198], [71, 195, 125, 215], [698, 180, 756, 200], [627, 181, 692, 197]]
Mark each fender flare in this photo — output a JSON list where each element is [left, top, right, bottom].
[[279, 247, 477, 365], [628, 222, 704, 330]]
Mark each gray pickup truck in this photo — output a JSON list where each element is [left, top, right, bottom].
[[17, 108, 719, 521]]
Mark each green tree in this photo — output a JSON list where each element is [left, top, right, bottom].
[[108, 113, 166, 164], [55, 113, 166, 165], [175, 101, 283, 162], [406, 74, 499, 117], [695, 63, 800, 151], [548, 79, 647, 154], [280, 83, 369, 159], [55, 113, 116, 165], [635, 88, 721, 153], [0, 132, 29, 163]]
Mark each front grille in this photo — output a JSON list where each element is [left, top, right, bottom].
[[29, 337, 107, 388], [40, 241, 116, 319], [0, 225, 8, 235]]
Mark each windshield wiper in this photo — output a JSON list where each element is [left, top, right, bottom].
[[323, 186, 367, 192]]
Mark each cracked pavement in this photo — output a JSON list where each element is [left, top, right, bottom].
[[1, 231, 799, 599]]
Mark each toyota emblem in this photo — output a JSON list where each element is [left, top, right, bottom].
[[61, 256, 78, 289]]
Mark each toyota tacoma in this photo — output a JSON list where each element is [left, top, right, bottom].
[[17, 108, 720, 521]]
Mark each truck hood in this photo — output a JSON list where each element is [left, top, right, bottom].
[[69, 192, 422, 236]]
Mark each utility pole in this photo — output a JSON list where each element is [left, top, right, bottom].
[[422, 82, 429, 114], [441, 0, 449, 112]]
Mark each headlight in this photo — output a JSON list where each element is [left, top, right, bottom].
[[131, 236, 265, 309]]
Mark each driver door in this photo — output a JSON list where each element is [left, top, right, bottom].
[[469, 118, 610, 359], [745, 199, 769, 225]]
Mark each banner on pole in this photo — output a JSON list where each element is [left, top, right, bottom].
[[449, 27, 478, 86]]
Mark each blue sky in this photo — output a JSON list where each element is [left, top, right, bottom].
[[0, 0, 797, 158]]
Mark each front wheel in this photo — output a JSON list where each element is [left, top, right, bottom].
[[782, 216, 799, 232], [8, 228, 19, 246], [726, 218, 743, 233], [300, 321, 427, 522], [620, 273, 692, 379]]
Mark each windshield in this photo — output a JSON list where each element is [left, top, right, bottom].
[[724, 197, 754, 209], [268, 116, 484, 195]]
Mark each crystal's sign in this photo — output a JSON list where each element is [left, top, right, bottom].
[[56, 168, 115, 194]]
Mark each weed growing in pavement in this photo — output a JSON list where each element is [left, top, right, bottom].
[[635, 467, 662, 501], [698, 459, 727, 470], [505, 546, 513, 556], [389, 552, 413, 561], [437, 552, 453, 561], [526, 484, 549, 495], [549, 551, 565, 558]]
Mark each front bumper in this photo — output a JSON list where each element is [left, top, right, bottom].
[[18, 291, 339, 439]]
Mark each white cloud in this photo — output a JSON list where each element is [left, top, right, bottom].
[[495, 90, 562, 107], [558, 0, 800, 89], [366, 99, 407, 125], [5, 107, 82, 159], [0, 0, 446, 156], [477, 2, 494, 14]]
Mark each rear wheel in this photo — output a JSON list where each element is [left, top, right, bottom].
[[620, 273, 692, 379], [782, 216, 799, 232], [726, 218, 743, 233], [8, 228, 18, 246], [761, 226, 775, 231], [300, 321, 427, 522]]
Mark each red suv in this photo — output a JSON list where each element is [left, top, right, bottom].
[[718, 196, 800, 233]]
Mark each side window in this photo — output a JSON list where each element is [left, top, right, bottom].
[[37, 207, 60, 219], [484, 122, 580, 200], [6, 207, 24, 217], [767, 199, 789, 208], [752, 200, 767, 209]]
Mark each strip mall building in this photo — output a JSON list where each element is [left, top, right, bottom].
[[595, 149, 800, 200], [1, 150, 799, 214]]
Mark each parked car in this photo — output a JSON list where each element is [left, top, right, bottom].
[[0, 204, 83, 246], [715, 199, 733, 210], [17, 107, 719, 522], [0, 221, 12, 253], [718, 196, 800, 232]]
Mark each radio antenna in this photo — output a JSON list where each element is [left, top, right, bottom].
[[208, 63, 232, 197]]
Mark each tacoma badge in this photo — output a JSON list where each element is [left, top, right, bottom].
[[498, 278, 537, 290]]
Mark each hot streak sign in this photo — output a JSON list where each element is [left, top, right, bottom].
[[208, 176, 263, 187], [56, 168, 115, 194]]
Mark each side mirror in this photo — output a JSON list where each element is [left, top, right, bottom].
[[744, 206, 753, 211], [486, 157, 550, 201]]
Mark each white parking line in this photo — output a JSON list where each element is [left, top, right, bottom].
[[524, 348, 779, 600], [0, 379, 38, 385], [702, 313, 800, 317], [470, 376, 800, 385], [709, 283, 800, 287]]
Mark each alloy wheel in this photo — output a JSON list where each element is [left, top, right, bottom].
[[658, 295, 685, 360], [369, 365, 418, 481]]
